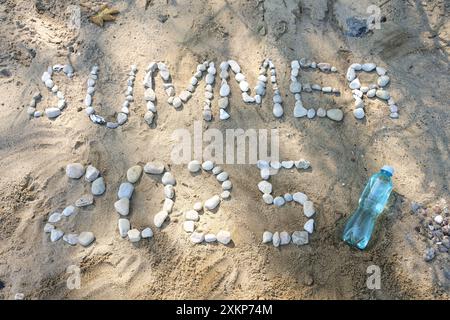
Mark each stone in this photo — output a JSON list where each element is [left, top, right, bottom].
[[179, 90, 192, 102], [303, 201, 315, 217], [114, 198, 130, 216], [220, 83, 230, 97], [423, 247, 435, 262], [127, 229, 141, 242], [304, 219, 314, 234], [290, 81, 302, 93], [162, 172, 176, 185], [48, 212, 62, 223], [185, 210, 199, 221], [205, 195, 220, 210], [216, 172, 229, 182], [50, 229, 64, 242], [228, 60, 240, 73], [217, 230, 231, 245], [317, 62, 331, 72], [14, 293, 25, 300], [258, 181, 272, 194], [376, 67, 386, 76], [257, 160, 269, 169], [78, 232, 95, 247], [164, 185, 174, 199], [284, 193, 293, 202], [307, 108, 316, 119], [293, 192, 308, 205], [272, 232, 280, 247], [66, 163, 85, 179], [218, 97, 228, 109], [141, 227, 153, 238], [144, 162, 165, 174], [202, 161, 214, 171], [127, 165, 142, 183], [163, 198, 174, 213], [44, 223, 54, 233], [172, 97, 182, 108], [377, 75, 390, 87], [362, 63, 376, 72], [144, 111, 155, 125], [353, 108, 365, 119], [349, 78, 361, 90], [281, 161, 294, 169], [326, 109, 344, 121], [193, 202, 203, 211], [75, 194, 94, 207], [292, 231, 309, 245], [190, 232, 204, 244], [106, 122, 119, 129], [376, 89, 390, 100], [117, 112, 128, 125], [435, 215, 444, 224], [63, 234, 78, 246], [220, 190, 231, 199], [273, 103, 283, 118], [294, 104, 307, 118], [262, 194, 273, 204], [317, 108, 326, 117], [262, 231, 273, 243], [280, 231, 291, 245], [205, 234, 217, 243], [118, 182, 134, 199], [295, 159, 310, 169], [183, 221, 195, 233], [367, 88, 376, 98], [118, 219, 130, 237], [273, 196, 286, 207], [85, 165, 100, 182], [239, 81, 249, 92], [91, 177, 106, 196], [154, 211, 169, 228], [45, 79, 54, 89], [219, 109, 230, 120], [188, 160, 201, 173], [212, 166, 222, 175]]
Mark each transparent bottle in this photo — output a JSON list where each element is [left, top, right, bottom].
[[342, 166, 394, 250]]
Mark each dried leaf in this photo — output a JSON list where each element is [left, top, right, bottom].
[[89, 4, 120, 27]]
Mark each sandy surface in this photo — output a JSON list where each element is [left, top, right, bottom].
[[0, 0, 449, 299]]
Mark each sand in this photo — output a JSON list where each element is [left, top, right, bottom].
[[0, 0, 449, 299]]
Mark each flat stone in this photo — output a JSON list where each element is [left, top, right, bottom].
[[188, 160, 201, 173], [66, 163, 85, 179], [118, 182, 134, 199], [362, 63, 376, 72], [114, 198, 130, 216], [78, 232, 95, 247], [303, 201, 315, 217], [127, 229, 141, 242], [272, 232, 280, 247], [162, 172, 176, 185], [50, 229, 64, 242], [75, 194, 94, 207], [118, 219, 130, 237], [63, 234, 78, 246], [289, 81, 302, 93], [220, 83, 230, 97], [262, 194, 273, 204], [349, 78, 361, 90], [262, 231, 273, 243], [292, 231, 309, 245], [154, 210, 169, 228], [163, 198, 174, 213], [217, 230, 231, 245], [326, 109, 344, 121], [44, 223, 54, 233], [377, 75, 390, 87], [353, 108, 365, 119], [205, 195, 220, 210], [376, 89, 390, 100], [304, 219, 314, 234], [141, 227, 153, 238], [258, 181, 272, 194], [216, 172, 229, 182], [190, 232, 204, 244], [48, 212, 62, 223], [280, 231, 291, 245], [85, 165, 100, 182], [183, 221, 195, 233], [127, 165, 143, 183], [185, 210, 199, 221], [164, 185, 174, 199], [202, 161, 214, 171], [294, 104, 307, 118], [91, 177, 106, 196], [205, 234, 217, 242], [293, 192, 308, 205], [144, 162, 165, 174], [273, 196, 286, 207]]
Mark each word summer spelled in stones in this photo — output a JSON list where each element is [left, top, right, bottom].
[[31, 59, 400, 125]]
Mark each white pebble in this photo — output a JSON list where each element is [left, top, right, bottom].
[[303, 201, 315, 217], [162, 172, 176, 185], [48, 212, 62, 223], [258, 181, 272, 194], [205, 234, 217, 242], [272, 232, 280, 247], [262, 231, 273, 243], [304, 219, 314, 234], [154, 211, 169, 228], [190, 232, 204, 244], [127, 229, 141, 242], [188, 160, 201, 173], [118, 219, 130, 237], [66, 163, 85, 179], [114, 198, 130, 216], [205, 195, 220, 210], [216, 230, 231, 245], [141, 227, 153, 238], [202, 160, 214, 171], [280, 231, 291, 245]]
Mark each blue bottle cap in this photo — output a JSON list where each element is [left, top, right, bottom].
[[381, 165, 394, 176]]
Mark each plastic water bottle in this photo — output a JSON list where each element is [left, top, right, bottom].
[[342, 166, 394, 250]]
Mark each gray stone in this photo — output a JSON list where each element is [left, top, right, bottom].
[[45, 107, 61, 118], [75, 194, 94, 207], [154, 210, 169, 228], [141, 227, 153, 238], [48, 212, 62, 223], [127, 229, 141, 242], [127, 165, 143, 183], [326, 109, 344, 121], [258, 181, 272, 194], [118, 219, 130, 237], [292, 231, 309, 245], [188, 160, 201, 173], [114, 198, 130, 216], [162, 172, 176, 185], [293, 192, 308, 205], [85, 165, 100, 182], [144, 162, 165, 174], [50, 229, 64, 242], [190, 232, 204, 244], [63, 234, 78, 246], [78, 232, 95, 247], [91, 177, 106, 196], [303, 201, 315, 217], [280, 231, 291, 245], [262, 231, 273, 243], [118, 182, 134, 199]]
